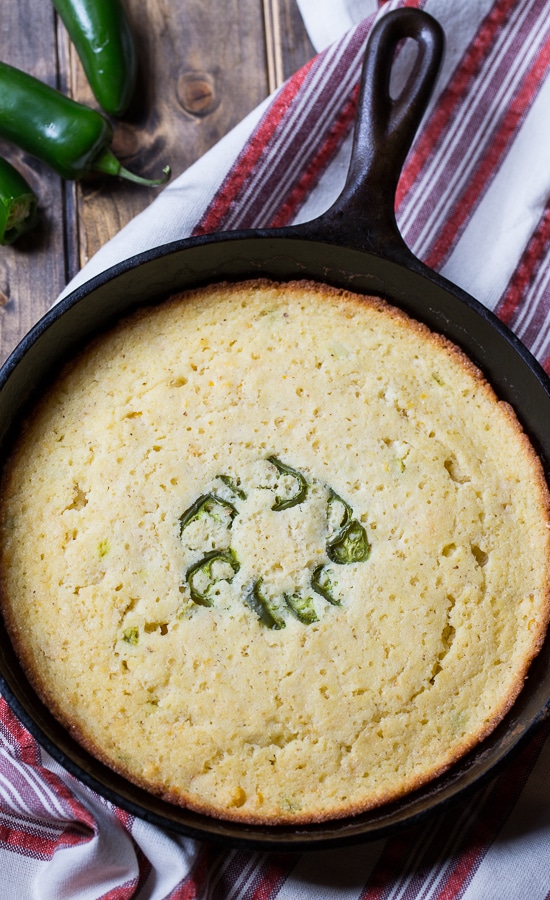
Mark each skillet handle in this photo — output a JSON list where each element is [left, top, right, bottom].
[[293, 8, 444, 261]]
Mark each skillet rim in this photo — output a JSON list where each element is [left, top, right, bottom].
[[1, 229, 550, 849], [1, 7, 549, 847]]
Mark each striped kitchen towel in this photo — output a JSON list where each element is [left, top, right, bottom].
[[2, 0, 550, 897]]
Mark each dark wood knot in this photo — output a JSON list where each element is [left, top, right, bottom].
[[177, 71, 219, 117]]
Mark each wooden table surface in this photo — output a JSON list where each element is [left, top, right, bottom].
[[0, 0, 314, 364]]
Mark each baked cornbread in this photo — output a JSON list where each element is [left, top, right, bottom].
[[1, 279, 549, 824]]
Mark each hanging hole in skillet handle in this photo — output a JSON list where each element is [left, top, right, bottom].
[[294, 8, 444, 260]]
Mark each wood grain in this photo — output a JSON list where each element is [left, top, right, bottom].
[[0, 0, 314, 364], [0, 0, 68, 360]]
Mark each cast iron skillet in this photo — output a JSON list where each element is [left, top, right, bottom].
[[1, 9, 550, 849]]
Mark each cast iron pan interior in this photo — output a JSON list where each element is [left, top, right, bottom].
[[1, 10, 549, 848]]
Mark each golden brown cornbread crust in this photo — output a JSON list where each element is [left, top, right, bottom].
[[1, 278, 549, 825]]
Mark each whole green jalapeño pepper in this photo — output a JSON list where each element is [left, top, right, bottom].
[[52, 0, 137, 117], [0, 61, 169, 185], [0, 157, 38, 245]]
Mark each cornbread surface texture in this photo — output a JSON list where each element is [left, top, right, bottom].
[[1, 279, 549, 825]]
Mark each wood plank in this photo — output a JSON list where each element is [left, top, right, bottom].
[[71, 0, 315, 272], [0, 0, 68, 362], [264, 0, 316, 89]]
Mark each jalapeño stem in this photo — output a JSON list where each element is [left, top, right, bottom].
[[92, 148, 171, 186]]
